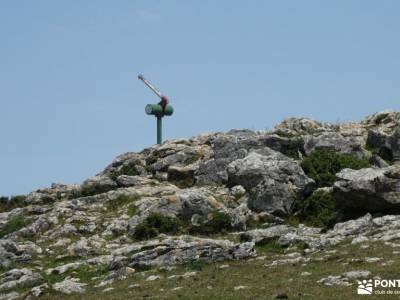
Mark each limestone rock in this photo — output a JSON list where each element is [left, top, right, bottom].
[[0, 268, 43, 292], [274, 117, 335, 136], [52, 278, 87, 294], [30, 283, 49, 297], [240, 225, 294, 244], [0, 240, 25, 269], [127, 235, 254, 268], [80, 176, 117, 196], [333, 166, 400, 212], [228, 152, 314, 215], [303, 132, 365, 157]]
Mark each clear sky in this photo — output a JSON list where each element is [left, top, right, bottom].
[[1, 1, 399, 196]]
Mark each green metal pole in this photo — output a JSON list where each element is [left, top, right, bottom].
[[157, 116, 162, 144]]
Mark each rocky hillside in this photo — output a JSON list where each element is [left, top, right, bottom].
[[1, 110, 400, 299]]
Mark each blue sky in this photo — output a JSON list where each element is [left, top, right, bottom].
[[1, 1, 399, 196]]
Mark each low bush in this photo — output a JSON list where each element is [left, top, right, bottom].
[[133, 210, 234, 240], [109, 163, 140, 180], [299, 189, 336, 228], [189, 211, 233, 235], [0, 215, 31, 238], [0, 195, 26, 213], [301, 149, 370, 187], [105, 194, 140, 213], [253, 237, 284, 254], [133, 213, 181, 240]]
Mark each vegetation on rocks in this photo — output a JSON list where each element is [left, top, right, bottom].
[[133, 211, 234, 240], [253, 237, 285, 254], [298, 189, 336, 228], [189, 211, 233, 235], [39, 240, 400, 300], [133, 213, 181, 240], [300, 149, 371, 187], [105, 194, 140, 213], [0, 215, 31, 238], [0, 195, 26, 213], [1, 111, 400, 299], [109, 163, 140, 180]]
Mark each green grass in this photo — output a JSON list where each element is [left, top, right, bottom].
[[301, 150, 371, 187], [105, 194, 141, 213], [254, 237, 285, 254], [182, 259, 209, 271], [0, 215, 32, 238], [127, 203, 138, 217], [38, 239, 400, 300]]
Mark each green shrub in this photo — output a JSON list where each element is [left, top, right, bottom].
[[299, 189, 336, 228], [282, 138, 304, 159], [109, 163, 140, 180], [106, 194, 140, 213], [284, 215, 301, 227], [133, 213, 181, 240], [189, 211, 233, 235], [254, 237, 284, 254], [0, 215, 31, 238], [301, 149, 370, 187], [127, 203, 138, 217], [0, 195, 26, 213]]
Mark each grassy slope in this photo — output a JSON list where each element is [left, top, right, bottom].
[[38, 240, 400, 300]]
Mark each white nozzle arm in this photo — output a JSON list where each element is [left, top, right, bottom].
[[138, 74, 163, 99]]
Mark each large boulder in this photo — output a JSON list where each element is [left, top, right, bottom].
[[127, 187, 225, 236], [52, 278, 86, 294], [195, 133, 305, 185], [361, 110, 400, 135], [127, 235, 254, 268], [80, 176, 118, 196], [147, 143, 207, 173], [273, 117, 335, 136], [0, 240, 28, 269], [0, 268, 43, 292], [240, 225, 294, 244], [100, 152, 148, 178], [303, 132, 366, 157], [366, 126, 400, 163], [333, 166, 400, 212], [227, 151, 315, 215]]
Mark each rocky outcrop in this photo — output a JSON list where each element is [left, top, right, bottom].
[[333, 166, 400, 212], [233, 212, 400, 252], [80, 176, 118, 196], [127, 235, 255, 268], [228, 151, 314, 215], [1, 110, 400, 297], [361, 110, 400, 135], [0, 268, 42, 292], [52, 278, 87, 294], [0, 240, 30, 269], [303, 132, 366, 157], [273, 117, 335, 136], [240, 225, 294, 244]]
